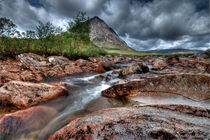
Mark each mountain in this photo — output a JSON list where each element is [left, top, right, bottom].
[[146, 48, 204, 54], [89, 16, 133, 51]]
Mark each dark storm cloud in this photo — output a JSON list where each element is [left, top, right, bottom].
[[0, 0, 209, 50], [103, 0, 210, 40], [27, 0, 43, 8]]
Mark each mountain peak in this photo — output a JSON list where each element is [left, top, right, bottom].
[[91, 16, 102, 21], [89, 16, 132, 51]]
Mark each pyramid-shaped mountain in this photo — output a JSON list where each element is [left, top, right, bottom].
[[89, 16, 133, 51]]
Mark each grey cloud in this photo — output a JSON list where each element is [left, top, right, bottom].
[[39, 0, 110, 18], [122, 34, 210, 51], [0, 0, 43, 29], [0, 0, 209, 50], [103, 0, 210, 40]]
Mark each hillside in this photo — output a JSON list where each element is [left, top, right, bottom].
[[89, 16, 133, 51]]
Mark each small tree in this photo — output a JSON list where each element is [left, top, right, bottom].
[[26, 30, 36, 39], [68, 12, 90, 35], [0, 17, 16, 37], [36, 21, 56, 38]]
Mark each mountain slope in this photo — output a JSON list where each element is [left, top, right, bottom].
[[89, 16, 133, 51]]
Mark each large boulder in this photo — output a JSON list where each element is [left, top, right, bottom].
[[0, 106, 58, 140], [49, 104, 210, 140], [16, 53, 49, 71], [0, 81, 68, 109], [16, 53, 83, 79], [119, 62, 149, 78], [102, 74, 210, 101]]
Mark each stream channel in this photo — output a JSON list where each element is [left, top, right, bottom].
[[2, 62, 210, 140]]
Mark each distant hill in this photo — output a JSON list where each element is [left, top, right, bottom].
[[146, 48, 204, 54], [89, 16, 133, 51]]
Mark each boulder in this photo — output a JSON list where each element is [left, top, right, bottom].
[[119, 63, 149, 78], [95, 62, 107, 73], [0, 81, 68, 109], [102, 74, 210, 101], [0, 106, 58, 140], [75, 59, 88, 67], [101, 60, 113, 70], [16, 53, 49, 71], [48, 56, 72, 66], [49, 104, 210, 140], [152, 58, 168, 70]]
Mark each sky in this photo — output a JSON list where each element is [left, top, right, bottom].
[[0, 0, 209, 51]]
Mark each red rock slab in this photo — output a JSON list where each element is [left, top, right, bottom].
[[0, 106, 58, 140], [102, 74, 210, 101], [49, 104, 210, 140], [0, 81, 68, 109]]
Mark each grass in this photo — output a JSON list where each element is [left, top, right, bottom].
[[106, 49, 161, 56], [0, 13, 106, 60], [0, 32, 106, 59]]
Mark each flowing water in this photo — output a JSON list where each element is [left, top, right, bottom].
[[1, 63, 209, 140], [34, 70, 125, 139]]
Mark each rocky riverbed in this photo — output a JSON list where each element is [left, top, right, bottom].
[[0, 53, 209, 140]]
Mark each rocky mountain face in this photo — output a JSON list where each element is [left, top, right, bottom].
[[89, 16, 132, 51]]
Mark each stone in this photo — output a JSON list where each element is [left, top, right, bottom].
[[48, 56, 72, 66], [0, 81, 68, 109], [95, 62, 107, 73], [102, 74, 210, 101], [49, 105, 210, 140], [119, 63, 149, 78], [0, 106, 58, 140], [207, 64, 210, 74], [152, 58, 168, 70], [16, 53, 49, 71]]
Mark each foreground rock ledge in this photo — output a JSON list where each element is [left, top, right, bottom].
[[0, 81, 68, 109], [0, 106, 58, 140], [102, 74, 210, 101], [49, 104, 210, 140]]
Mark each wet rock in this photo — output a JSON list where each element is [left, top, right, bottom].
[[95, 62, 107, 73], [152, 58, 168, 70], [149, 129, 177, 140], [113, 56, 122, 64], [0, 81, 68, 109], [0, 64, 21, 73], [207, 64, 210, 74], [0, 72, 21, 86], [101, 60, 113, 70], [102, 74, 210, 100], [119, 63, 149, 78], [16, 53, 49, 71], [75, 59, 88, 67], [88, 57, 100, 63], [48, 56, 73, 66], [0, 106, 58, 140], [64, 65, 83, 75], [49, 105, 210, 140]]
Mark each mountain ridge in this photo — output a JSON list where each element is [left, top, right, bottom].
[[89, 16, 133, 51]]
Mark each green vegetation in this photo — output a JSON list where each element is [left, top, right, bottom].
[[0, 13, 106, 59], [106, 50, 161, 56]]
